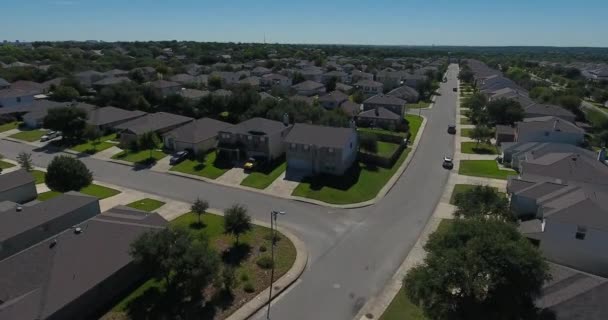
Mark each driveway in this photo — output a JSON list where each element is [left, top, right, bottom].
[[0, 64, 460, 320]]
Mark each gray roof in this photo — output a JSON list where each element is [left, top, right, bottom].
[[507, 178, 537, 194], [540, 187, 608, 231], [292, 80, 324, 91], [259, 92, 276, 100], [239, 76, 261, 86], [87, 106, 146, 126], [318, 91, 348, 103], [9, 81, 45, 94], [358, 107, 401, 120], [0, 206, 166, 319], [0, 88, 35, 98], [515, 181, 569, 199], [0, 170, 35, 194], [222, 117, 289, 136], [149, 79, 181, 89], [179, 88, 209, 100], [387, 85, 419, 100], [340, 100, 361, 117], [517, 116, 584, 136], [92, 76, 131, 86], [522, 152, 608, 186], [103, 69, 127, 77], [285, 123, 354, 149], [525, 103, 575, 119], [21, 101, 96, 121], [114, 112, 194, 135], [363, 94, 406, 106], [335, 82, 353, 92], [354, 79, 383, 87], [169, 73, 195, 84], [164, 117, 232, 144], [289, 95, 315, 106], [495, 124, 515, 135]]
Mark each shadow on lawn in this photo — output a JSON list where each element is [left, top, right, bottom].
[[221, 243, 251, 266], [471, 146, 498, 155], [301, 163, 365, 191]]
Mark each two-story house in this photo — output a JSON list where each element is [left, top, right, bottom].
[[318, 91, 348, 110], [261, 73, 292, 89], [362, 94, 406, 117], [291, 80, 326, 96], [284, 123, 358, 177], [354, 80, 384, 97]]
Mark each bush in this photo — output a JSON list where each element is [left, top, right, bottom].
[[243, 282, 255, 293], [256, 256, 274, 269], [259, 245, 267, 252], [240, 272, 249, 282], [45, 155, 93, 192]]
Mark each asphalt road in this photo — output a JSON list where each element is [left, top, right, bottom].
[[0, 64, 458, 320]]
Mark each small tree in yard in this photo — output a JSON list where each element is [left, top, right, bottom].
[[224, 204, 252, 245], [220, 267, 237, 296], [191, 197, 209, 225], [45, 155, 92, 192], [470, 125, 493, 146], [17, 152, 33, 172], [404, 219, 550, 320], [43, 106, 88, 142], [359, 133, 378, 154], [454, 185, 512, 222], [138, 131, 160, 161]]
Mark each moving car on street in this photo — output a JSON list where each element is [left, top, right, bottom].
[[442, 156, 454, 169], [447, 125, 456, 134]]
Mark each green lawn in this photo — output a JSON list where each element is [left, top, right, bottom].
[[70, 134, 117, 154], [112, 149, 167, 164], [460, 117, 472, 125], [240, 161, 287, 189], [37, 190, 62, 201], [379, 287, 426, 320], [460, 109, 470, 115], [405, 114, 423, 141], [460, 142, 498, 155], [459, 160, 516, 180], [31, 170, 46, 184], [585, 108, 608, 128], [78, 184, 121, 199], [293, 148, 410, 204], [170, 152, 231, 179], [0, 160, 15, 169], [358, 127, 406, 138], [126, 198, 166, 212], [110, 212, 297, 319], [9, 129, 47, 142], [461, 128, 472, 138], [449, 184, 502, 205], [407, 101, 430, 109], [0, 121, 19, 133], [376, 141, 400, 157]]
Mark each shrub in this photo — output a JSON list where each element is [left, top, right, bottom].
[[256, 256, 274, 269], [45, 155, 93, 192], [243, 282, 255, 293], [259, 245, 267, 252], [240, 272, 249, 282]]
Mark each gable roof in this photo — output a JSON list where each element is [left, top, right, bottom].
[[318, 91, 348, 103], [93, 76, 131, 86], [114, 112, 193, 135], [0, 169, 34, 194], [285, 123, 354, 148], [222, 117, 289, 135], [291, 80, 324, 91], [164, 117, 232, 144], [9, 81, 45, 94], [363, 94, 406, 106], [542, 187, 608, 231], [522, 152, 608, 186], [87, 106, 146, 126], [148, 79, 181, 89], [179, 88, 209, 100], [354, 79, 383, 87], [517, 116, 584, 136], [524, 103, 575, 119], [387, 85, 419, 100], [358, 106, 401, 120]]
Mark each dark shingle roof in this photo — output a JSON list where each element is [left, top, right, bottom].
[[179, 88, 209, 100], [222, 117, 289, 135], [517, 116, 584, 136], [522, 152, 608, 186], [93, 76, 131, 86], [291, 80, 324, 91], [0, 169, 34, 194], [358, 107, 401, 120], [387, 85, 419, 100], [363, 94, 406, 106], [525, 103, 576, 119], [87, 106, 146, 126], [149, 79, 181, 89], [164, 117, 232, 144], [285, 123, 354, 149], [354, 79, 383, 87], [114, 112, 193, 135], [318, 91, 348, 103]]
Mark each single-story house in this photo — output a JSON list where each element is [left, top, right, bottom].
[[362, 94, 406, 117], [163, 117, 232, 154], [354, 80, 384, 97], [148, 80, 182, 97], [284, 123, 358, 177], [515, 116, 584, 145], [217, 117, 293, 162], [318, 91, 348, 110], [114, 112, 194, 146], [87, 106, 147, 132], [22, 101, 96, 128], [0, 169, 37, 204], [291, 80, 326, 96], [0, 88, 35, 110]]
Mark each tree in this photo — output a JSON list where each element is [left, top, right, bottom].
[[82, 126, 102, 150], [351, 90, 365, 104], [292, 72, 305, 85], [220, 266, 237, 295], [326, 76, 337, 92], [51, 85, 80, 101], [130, 227, 219, 297], [17, 152, 33, 172], [470, 125, 494, 146], [486, 98, 524, 125], [458, 68, 474, 83], [138, 131, 160, 161], [208, 75, 222, 90], [45, 155, 92, 192], [404, 219, 550, 320], [598, 130, 608, 148], [224, 204, 252, 245], [454, 185, 512, 221], [462, 93, 488, 125], [43, 106, 88, 141], [359, 133, 378, 154], [191, 198, 209, 225]]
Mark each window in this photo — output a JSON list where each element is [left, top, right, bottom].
[[575, 226, 587, 240], [16, 97, 21, 103], [290, 143, 296, 150], [328, 148, 334, 153], [304, 145, 309, 151]]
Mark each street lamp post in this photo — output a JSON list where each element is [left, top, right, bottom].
[[267, 210, 285, 319]]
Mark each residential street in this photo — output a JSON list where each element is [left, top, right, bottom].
[[0, 64, 458, 320]]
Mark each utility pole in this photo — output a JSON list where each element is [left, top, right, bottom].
[[267, 210, 285, 319]]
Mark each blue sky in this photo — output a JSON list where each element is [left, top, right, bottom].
[[2, 0, 607, 47]]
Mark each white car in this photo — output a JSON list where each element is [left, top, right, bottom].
[[40, 131, 61, 142], [442, 156, 454, 169]]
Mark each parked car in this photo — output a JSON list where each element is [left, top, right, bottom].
[[40, 131, 61, 142], [243, 157, 257, 171], [442, 156, 454, 169], [447, 125, 456, 134], [169, 150, 189, 165]]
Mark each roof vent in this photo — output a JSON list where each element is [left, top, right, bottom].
[[16, 205, 23, 212], [49, 239, 57, 248], [74, 227, 83, 234]]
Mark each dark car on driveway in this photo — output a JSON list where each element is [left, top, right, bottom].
[[169, 150, 189, 165], [447, 125, 456, 134]]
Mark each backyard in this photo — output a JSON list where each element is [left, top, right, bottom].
[[107, 212, 297, 320], [460, 142, 498, 155], [240, 161, 287, 189], [170, 152, 231, 179], [459, 160, 516, 180], [376, 141, 400, 157], [9, 129, 47, 142]]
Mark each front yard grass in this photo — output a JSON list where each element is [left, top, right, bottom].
[[405, 114, 423, 141], [70, 133, 117, 154], [0, 160, 15, 169], [126, 198, 166, 212], [9, 129, 47, 142], [78, 184, 121, 199], [37, 190, 62, 201], [170, 152, 231, 180], [376, 141, 400, 157], [407, 101, 430, 109], [112, 149, 167, 164], [459, 160, 516, 180], [109, 212, 297, 320], [240, 161, 286, 189], [0, 121, 19, 133], [380, 286, 426, 320], [449, 184, 502, 205], [293, 147, 410, 204], [358, 127, 406, 138], [460, 117, 471, 125], [460, 142, 498, 155], [31, 170, 46, 184], [461, 128, 472, 138]]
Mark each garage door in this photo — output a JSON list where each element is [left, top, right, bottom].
[[287, 158, 312, 175]]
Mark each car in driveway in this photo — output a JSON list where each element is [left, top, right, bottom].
[[442, 156, 454, 169], [447, 125, 456, 134], [243, 157, 257, 171], [169, 150, 189, 165], [40, 131, 61, 142]]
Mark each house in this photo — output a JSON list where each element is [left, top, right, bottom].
[[322, 70, 350, 84], [251, 66, 272, 77], [209, 71, 239, 85], [87, 106, 147, 132], [103, 69, 129, 78], [501, 142, 596, 171], [350, 69, 374, 83], [340, 100, 361, 117], [386, 85, 420, 103], [261, 73, 292, 89], [10, 80, 45, 95], [148, 80, 182, 97], [289, 95, 315, 106], [0, 169, 37, 204], [179, 88, 210, 101], [318, 91, 348, 110], [515, 116, 584, 145], [114, 112, 194, 146], [0, 78, 9, 89], [92, 76, 131, 90], [74, 70, 105, 87], [217, 117, 292, 162], [495, 125, 516, 145], [357, 107, 402, 130], [335, 82, 353, 93], [524, 104, 576, 123], [376, 68, 405, 90], [259, 92, 277, 101], [212, 89, 233, 98], [22, 101, 96, 129], [0, 88, 35, 110], [131, 66, 157, 81], [291, 80, 325, 96], [238, 76, 261, 88], [401, 73, 427, 88], [0, 191, 100, 260], [299, 68, 323, 82], [163, 117, 232, 154], [354, 80, 384, 97], [0, 205, 167, 320], [284, 123, 358, 177], [487, 87, 534, 108], [169, 73, 196, 85], [362, 94, 406, 117]]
